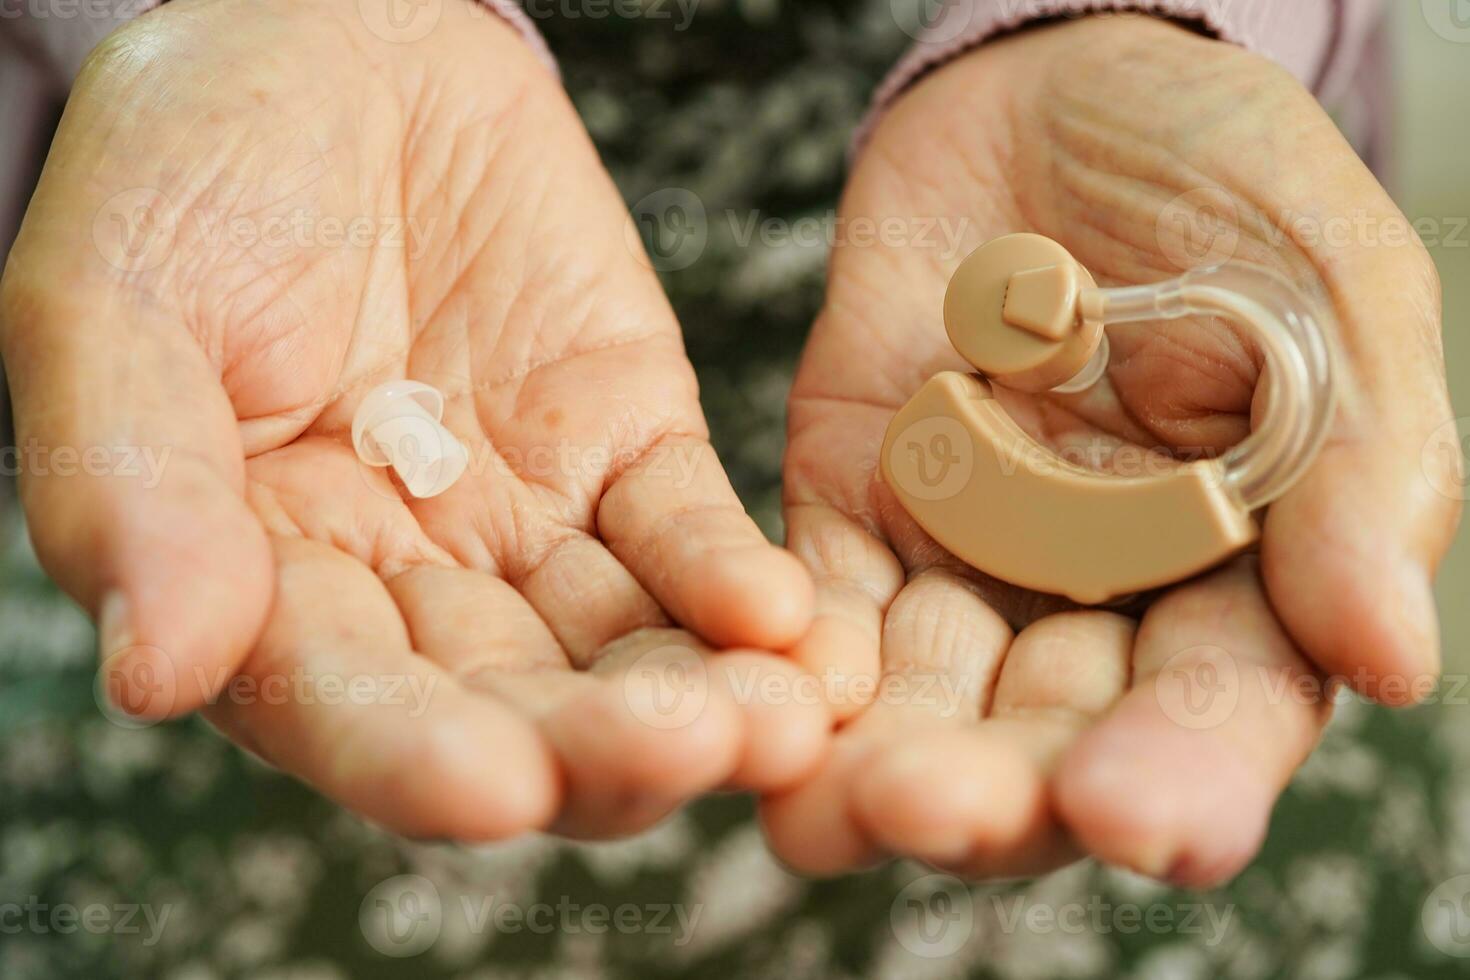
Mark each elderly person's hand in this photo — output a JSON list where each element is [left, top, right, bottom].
[[0, 0, 826, 840], [763, 15, 1459, 883]]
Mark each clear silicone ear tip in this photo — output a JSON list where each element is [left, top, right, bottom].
[[351, 380, 468, 499], [402, 439, 469, 499], [1051, 333, 1111, 395]]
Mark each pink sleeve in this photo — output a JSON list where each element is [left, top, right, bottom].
[[863, 0, 1387, 150], [0, 0, 557, 93]]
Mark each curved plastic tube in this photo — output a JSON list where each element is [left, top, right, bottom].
[[1081, 263, 1338, 511]]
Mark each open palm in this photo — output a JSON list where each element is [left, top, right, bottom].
[[763, 16, 1458, 883], [1, 0, 824, 840]]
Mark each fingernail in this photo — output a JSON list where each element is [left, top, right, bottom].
[[1396, 559, 1442, 693], [96, 590, 143, 721], [97, 590, 133, 662], [95, 592, 177, 723]]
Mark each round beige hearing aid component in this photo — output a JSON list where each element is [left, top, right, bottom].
[[943, 234, 1106, 393], [352, 380, 469, 499], [883, 233, 1337, 604]]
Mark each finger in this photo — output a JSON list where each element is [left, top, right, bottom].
[[758, 737, 882, 877], [586, 630, 831, 795], [511, 529, 670, 665], [853, 612, 1133, 877], [386, 389, 674, 664], [396, 560, 828, 794], [536, 631, 748, 839], [1056, 558, 1331, 887], [1039, 113, 1456, 702], [1262, 239, 1456, 702], [761, 569, 1010, 875], [396, 569, 731, 835], [396, 585, 743, 839], [781, 503, 902, 721], [2, 250, 271, 720], [702, 651, 831, 792], [246, 436, 459, 578], [587, 637, 831, 796], [205, 536, 559, 840], [385, 564, 568, 673], [392, 567, 733, 837], [598, 433, 814, 649]]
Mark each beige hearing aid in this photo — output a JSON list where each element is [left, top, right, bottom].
[[882, 233, 1336, 604]]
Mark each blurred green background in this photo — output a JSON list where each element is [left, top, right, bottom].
[[1, 2, 1467, 978], [1400, 4, 1470, 683]]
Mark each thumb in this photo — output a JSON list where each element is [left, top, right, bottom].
[[1261, 238, 1459, 706], [2, 249, 273, 722]]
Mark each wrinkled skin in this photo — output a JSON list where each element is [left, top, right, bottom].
[[764, 17, 1461, 884], [1, 0, 826, 840]]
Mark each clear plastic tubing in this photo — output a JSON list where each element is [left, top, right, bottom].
[[1064, 263, 1338, 511]]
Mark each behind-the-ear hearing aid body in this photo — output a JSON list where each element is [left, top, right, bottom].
[[881, 234, 1337, 604]]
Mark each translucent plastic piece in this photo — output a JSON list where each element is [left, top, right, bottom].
[[1082, 264, 1338, 510], [352, 380, 469, 499]]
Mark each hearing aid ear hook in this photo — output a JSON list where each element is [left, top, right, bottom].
[[881, 233, 1337, 604]]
